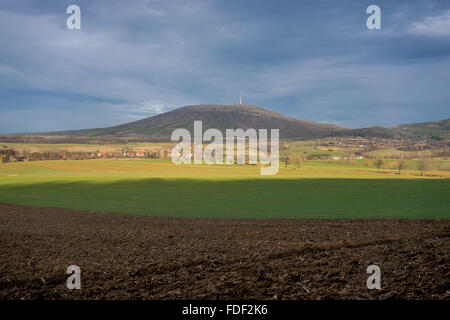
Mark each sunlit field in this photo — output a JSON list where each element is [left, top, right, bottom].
[[0, 159, 449, 219]]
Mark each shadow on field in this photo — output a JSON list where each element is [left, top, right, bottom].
[[0, 178, 448, 218]]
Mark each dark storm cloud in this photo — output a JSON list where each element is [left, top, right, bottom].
[[0, 0, 449, 133]]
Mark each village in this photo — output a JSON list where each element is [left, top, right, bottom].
[[1, 135, 448, 164], [0, 145, 171, 163]]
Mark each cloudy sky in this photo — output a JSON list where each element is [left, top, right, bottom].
[[0, 0, 449, 133]]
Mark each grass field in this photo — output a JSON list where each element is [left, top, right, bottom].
[[0, 159, 449, 219]]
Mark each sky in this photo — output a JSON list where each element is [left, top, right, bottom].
[[0, 0, 449, 133]]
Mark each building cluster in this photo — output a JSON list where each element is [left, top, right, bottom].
[[1, 147, 171, 163]]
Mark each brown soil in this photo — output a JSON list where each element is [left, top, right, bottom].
[[0, 202, 448, 300]]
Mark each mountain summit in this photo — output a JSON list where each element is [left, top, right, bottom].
[[25, 104, 449, 140], [42, 104, 346, 139]]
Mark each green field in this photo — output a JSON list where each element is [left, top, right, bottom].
[[0, 159, 449, 219]]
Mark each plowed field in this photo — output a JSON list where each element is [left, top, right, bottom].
[[0, 203, 448, 299]]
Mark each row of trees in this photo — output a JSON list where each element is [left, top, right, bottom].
[[282, 155, 303, 169], [374, 159, 429, 175], [1, 148, 171, 162], [282, 155, 435, 175], [0, 148, 16, 163]]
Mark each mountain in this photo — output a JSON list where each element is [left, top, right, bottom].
[[36, 104, 346, 140], [15, 104, 450, 141]]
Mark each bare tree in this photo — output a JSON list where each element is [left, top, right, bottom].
[[416, 159, 429, 176], [292, 155, 303, 169], [397, 160, 407, 174], [374, 159, 384, 171], [283, 156, 290, 168]]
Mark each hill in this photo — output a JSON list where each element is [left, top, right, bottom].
[[5, 104, 449, 141], [391, 118, 450, 140], [346, 119, 450, 140], [346, 126, 396, 139], [34, 104, 346, 140]]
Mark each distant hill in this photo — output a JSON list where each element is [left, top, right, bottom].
[[35, 104, 346, 140], [347, 119, 450, 140], [9, 104, 450, 141], [346, 126, 396, 139], [391, 118, 450, 140]]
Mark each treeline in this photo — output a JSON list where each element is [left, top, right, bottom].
[[0, 148, 16, 163], [365, 151, 450, 159], [1, 148, 170, 163], [397, 141, 450, 153], [328, 158, 450, 172], [365, 149, 450, 159]]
